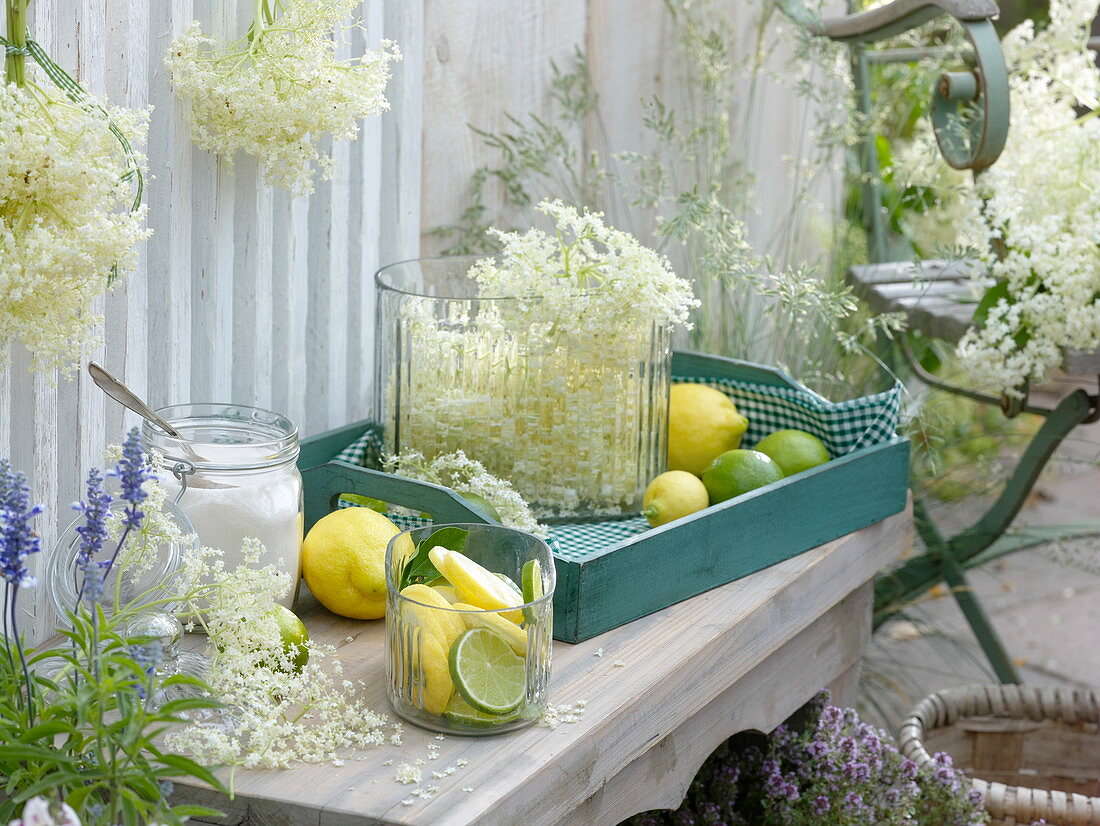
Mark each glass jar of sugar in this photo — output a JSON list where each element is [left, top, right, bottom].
[[142, 404, 303, 608]]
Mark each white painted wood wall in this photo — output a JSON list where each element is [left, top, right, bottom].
[[0, 0, 421, 642], [1, 0, 837, 642]]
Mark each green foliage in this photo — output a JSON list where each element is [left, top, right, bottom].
[[0, 605, 226, 825], [432, 0, 899, 399]]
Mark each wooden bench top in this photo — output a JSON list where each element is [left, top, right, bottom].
[[179, 509, 911, 826]]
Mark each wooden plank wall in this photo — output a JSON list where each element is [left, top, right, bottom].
[[420, 0, 841, 264], [0, 0, 420, 643], [2, 0, 834, 642]]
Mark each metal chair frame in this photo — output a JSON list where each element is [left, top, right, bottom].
[[779, 0, 1100, 683]]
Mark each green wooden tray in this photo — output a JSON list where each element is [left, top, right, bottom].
[[298, 352, 910, 643]]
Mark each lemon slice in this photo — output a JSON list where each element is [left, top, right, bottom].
[[429, 547, 523, 623], [448, 628, 526, 715], [452, 602, 527, 655]]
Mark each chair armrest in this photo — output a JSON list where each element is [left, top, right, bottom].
[[777, 0, 1008, 171]]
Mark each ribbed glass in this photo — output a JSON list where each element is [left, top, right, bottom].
[[375, 257, 671, 519], [385, 524, 554, 736]]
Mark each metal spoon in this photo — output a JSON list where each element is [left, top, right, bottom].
[[87, 362, 210, 468]]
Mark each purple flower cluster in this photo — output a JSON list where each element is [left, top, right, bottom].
[[625, 692, 989, 826], [0, 460, 43, 589]]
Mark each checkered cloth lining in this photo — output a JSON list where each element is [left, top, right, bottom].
[[333, 375, 902, 563]]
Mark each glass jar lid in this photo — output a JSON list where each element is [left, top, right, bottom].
[[46, 498, 198, 625], [142, 403, 299, 473]]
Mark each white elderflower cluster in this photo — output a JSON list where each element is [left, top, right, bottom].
[[385, 200, 697, 516], [0, 83, 149, 374], [165, 539, 390, 768], [899, 0, 1100, 396], [385, 450, 546, 537], [165, 0, 399, 195]]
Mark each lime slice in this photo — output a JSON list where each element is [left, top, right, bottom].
[[448, 628, 526, 715], [521, 559, 543, 623], [443, 694, 522, 728]]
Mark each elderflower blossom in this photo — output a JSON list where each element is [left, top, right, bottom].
[[383, 200, 697, 516], [0, 83, 149, 374], [164, 539, 389, 768], [385, 450, 546, 537], [165, 0, 399, 195], [899, 0, 1100, 396]]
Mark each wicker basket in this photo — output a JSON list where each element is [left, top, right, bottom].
[[900, 685, 1100, 826]]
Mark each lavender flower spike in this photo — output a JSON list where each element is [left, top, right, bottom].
[[0, 460, 44, 588], [114, 427, 152, 531], [73, 467, 112, 604]]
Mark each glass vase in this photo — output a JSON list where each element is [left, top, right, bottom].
[[385, 523, 554, 735], [375, 257, 671, 519]]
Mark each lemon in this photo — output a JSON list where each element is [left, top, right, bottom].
[[452, 602, 528, 655], [400, 584, 465, 649], [410, 626, 454, 715], [668, 384, 750, 476], [641, 471, 710, 527], [429, 547, 523, 623], [701, 449, 783, 505], [753, 429, 830, 477], [301, 507, 414, 620], [431, 584, 461, 604]]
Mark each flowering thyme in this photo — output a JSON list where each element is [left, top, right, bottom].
[[165, 0, 399, 195]]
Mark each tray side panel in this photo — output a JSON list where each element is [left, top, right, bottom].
[[557, 437, 910, 642]]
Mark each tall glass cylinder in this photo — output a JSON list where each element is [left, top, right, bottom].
[[375, 257, 671, 519]]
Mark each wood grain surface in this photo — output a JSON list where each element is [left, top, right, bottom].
[[177, 507, 911, 826]]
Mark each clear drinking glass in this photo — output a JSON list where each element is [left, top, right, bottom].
[[143, 404, 303, 608], [375, 257, 671, 519], [386, 523, 555, 735]]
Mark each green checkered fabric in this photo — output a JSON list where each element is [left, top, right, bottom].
[[330, 375, 902, 563]]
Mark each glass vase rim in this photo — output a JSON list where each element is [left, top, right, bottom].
[[385, 522, 556, 614], [142, 403, 299, 472], [376, 255, 597, 303]]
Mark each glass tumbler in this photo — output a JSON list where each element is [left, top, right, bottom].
[[386, 523, 555, 735]]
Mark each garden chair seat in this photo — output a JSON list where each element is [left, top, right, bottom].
[[850, 260, 1100, 372]]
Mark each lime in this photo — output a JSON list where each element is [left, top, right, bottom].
[[641, 471, 709, 527], [753, 429, 830, 477], [667, 384, 750, 476], [443, 694, 521, 728], [701, 449, 784, 505], [452, 602, 527, 654], [520, 559, 543, 624], [521, 559, 543, 604], [271, 605, 310, 673], [448, 628, 526, 714]]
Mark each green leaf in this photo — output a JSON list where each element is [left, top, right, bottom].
[[156, 697, 221, 716], [339, 493, 389, 512], [399, 527, 468, 590], [155, 753, 227, 793], [973, 278, 1011, 328]]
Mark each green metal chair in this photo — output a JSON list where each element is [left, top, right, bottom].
[[779, 0, 1100, 683]]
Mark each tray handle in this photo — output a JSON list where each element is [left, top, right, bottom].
[[302, 460, 497, 532]]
